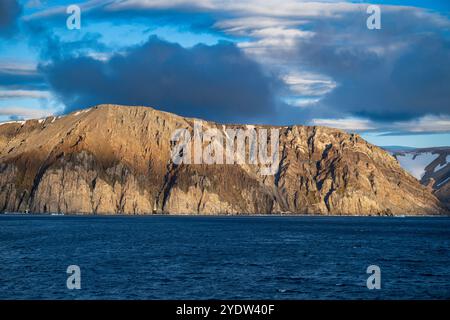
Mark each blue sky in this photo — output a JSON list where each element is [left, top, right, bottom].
[[0, 0, 449, 147]]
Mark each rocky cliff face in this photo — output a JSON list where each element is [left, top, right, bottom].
[[0, 105, 446, 215]]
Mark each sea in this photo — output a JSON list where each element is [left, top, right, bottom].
[[0, 215, 449, 299]]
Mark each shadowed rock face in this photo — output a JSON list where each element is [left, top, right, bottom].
[[0, 104, 446, 215]]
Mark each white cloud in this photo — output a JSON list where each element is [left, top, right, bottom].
[[284, 97, 320, 108], [393, 115, 450, 133], [24, 0, 109, 20], [0, 63, 39, 75], [310, 115, 450, 133], [106, 0, 215, 11], [237, 27, 314, 58], [0, 90, 51, 99], [311, 117, 375, 131], [282, 73, 336, 96], [107, 0, 377, 19], [214, 17, 306, 35], [0, 107, 56, 119], [248, 27, 313, 39], [20, 0, 450, 132], [25, 0, 47, 9]]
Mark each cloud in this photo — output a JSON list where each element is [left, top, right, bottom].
[[40, 36, 282, 123], [105, 0, 359, 18], [24, 0, 217, 34], [11, 0, 450, 133], [311, 117, 375, 131], [216, 4, 450, 126], [0, 64, 47, 90], [0, 89, 50, 99], [25, 0, 47, 9], [0, 0, 22, 37], [282, 73, 336, 96], [311, 115, 450, 134], [380, 115, 450, 135], [297, 10, 450, 122], [22, 0, 362, 39], [197, 2, 450, 125], [0, 106, 54, 119]]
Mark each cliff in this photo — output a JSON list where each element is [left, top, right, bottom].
[[0, 104, 446, 215]]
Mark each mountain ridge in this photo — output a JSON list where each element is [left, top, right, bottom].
[[0, 104, 447, 215], [385, 146, 450, 207]]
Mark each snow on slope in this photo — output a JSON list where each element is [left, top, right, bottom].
[[384, 146, 450, 205], [383, 146, 450, 205], [434, 155, 450, 173]]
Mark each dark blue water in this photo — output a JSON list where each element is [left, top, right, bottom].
[[0, 215, 449, 299]]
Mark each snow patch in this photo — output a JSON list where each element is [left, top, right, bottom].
[[396, 152, 439, 179], [0, 120, 26, 126], [437, 176, 450, 187], [73, 108, 91, 116], [433, 155, 450, 172]]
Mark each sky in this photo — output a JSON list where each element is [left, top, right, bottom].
[[0, 0, 449, 148]]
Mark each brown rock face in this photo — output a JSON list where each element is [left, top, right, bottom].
[[0, 104, 446, 215]]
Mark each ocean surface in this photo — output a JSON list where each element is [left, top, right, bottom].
[[0, 215, 449, 300]]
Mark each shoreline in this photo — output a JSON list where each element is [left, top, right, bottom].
[[1, 212, 448, 218]]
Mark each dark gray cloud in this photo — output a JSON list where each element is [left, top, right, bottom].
[[293, 9, 450, 122], [40, 36, 281, 123], [0, 0, 22, 37], [9, 1, 450, 131]]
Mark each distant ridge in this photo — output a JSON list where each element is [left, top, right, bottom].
[[381, 146, 418, 152], [385, 146, 450, 207]]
